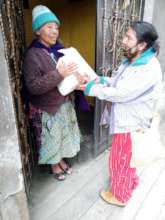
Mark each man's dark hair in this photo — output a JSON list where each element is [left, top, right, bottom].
[[131, 21, 159, 54]]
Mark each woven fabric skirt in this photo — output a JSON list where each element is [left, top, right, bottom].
[[38, 101, 80, 164]]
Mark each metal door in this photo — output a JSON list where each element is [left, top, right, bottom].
[[94, 0, 145, 157]]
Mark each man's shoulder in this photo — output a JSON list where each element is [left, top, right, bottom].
[[146, 56, 161, 72], [149, 55, 160, 65], [133, 56, 161, 70]]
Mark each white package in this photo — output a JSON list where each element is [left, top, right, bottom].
[[56, 47, 97, 95]]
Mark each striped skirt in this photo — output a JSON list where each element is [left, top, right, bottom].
[[109, 133, 139, 203]]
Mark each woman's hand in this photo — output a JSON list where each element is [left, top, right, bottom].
[[57, 61, 78, 77]]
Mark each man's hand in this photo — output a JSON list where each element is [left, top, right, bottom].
[[74, 73, 90, 91], [74, 73, 90, 84], [94, 77, 99, 84], [76, 76, 100, 91], [76, 84, 87, 91]]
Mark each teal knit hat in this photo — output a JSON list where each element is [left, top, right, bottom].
[[32, 5, 60, 32]]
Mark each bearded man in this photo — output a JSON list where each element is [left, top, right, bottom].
[[79, 21, 162, 206]]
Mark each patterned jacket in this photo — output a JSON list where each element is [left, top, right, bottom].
[[23, 47, 68, 114], [84, 48, 162, 134]]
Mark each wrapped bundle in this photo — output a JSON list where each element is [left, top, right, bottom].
[[57, 47, 97, 95]]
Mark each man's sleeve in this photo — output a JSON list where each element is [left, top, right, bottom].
[[84, 69, 157, 103]]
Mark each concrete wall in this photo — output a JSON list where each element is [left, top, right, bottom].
[[0, 31, 29, 219], [144, 0, 165, 144], [152, 0, 165, 80], [144, 0, 165, 78]]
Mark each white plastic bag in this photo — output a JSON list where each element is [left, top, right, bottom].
[[130, 113, 165, 168], [56, 47, 97, 95]]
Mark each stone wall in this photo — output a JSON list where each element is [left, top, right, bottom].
[[144, 0, 165, 144], [0, 31, 29, 219]]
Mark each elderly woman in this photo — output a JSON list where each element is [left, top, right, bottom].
[[23, 5, 83, 180]]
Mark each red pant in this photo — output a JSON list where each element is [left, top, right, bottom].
[[109, 133, 139, 203]]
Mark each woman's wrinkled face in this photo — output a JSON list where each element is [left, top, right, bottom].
[[36, 22, 59, 47]]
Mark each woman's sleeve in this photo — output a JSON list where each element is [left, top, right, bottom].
[[23, 51, 63, 95]]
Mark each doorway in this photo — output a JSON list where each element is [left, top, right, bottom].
[[23, 0, 97, 162]]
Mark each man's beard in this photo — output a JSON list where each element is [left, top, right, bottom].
[[122, 47, 139, 61]]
